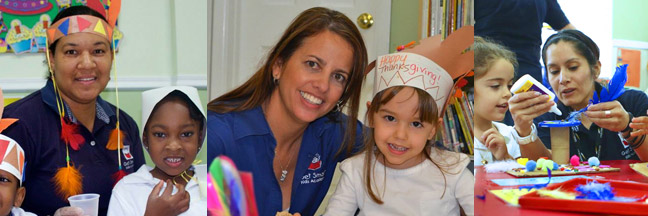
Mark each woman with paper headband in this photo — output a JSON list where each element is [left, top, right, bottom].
[[207, 7, 366, 215], [508, 29, 648, 162], [0, 2, 145, 215]]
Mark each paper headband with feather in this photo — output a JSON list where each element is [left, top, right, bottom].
[[367, 26, 474, 116], [45, 0, 124, 200], [0, 87, 25, 186]]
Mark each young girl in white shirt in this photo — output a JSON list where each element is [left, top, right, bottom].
[[108, 87, 207, 215], [324, 28, 474, 216], [473, 36, 521, 165]]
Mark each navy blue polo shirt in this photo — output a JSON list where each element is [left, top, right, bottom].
[[1, 80, 145, 216], [208, 106, 363, 216], [536, 83, 648, 161], [475, 0, 570, 82]]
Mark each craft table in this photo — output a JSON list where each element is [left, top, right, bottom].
[[475, 160, 648, 216]]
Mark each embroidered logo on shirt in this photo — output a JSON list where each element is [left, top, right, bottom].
[[308, 153, 322, 170], [122, 145, 133, 160], [617, 133, 630, 149]]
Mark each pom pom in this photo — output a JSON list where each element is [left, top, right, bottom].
[[541, 160, 554, 171], [553, 162, 559, 171], [53, 165, 83, 199], [570, 155, 580, 166], [517, 158, 529, 166], [526, 160, 537, 171], [588, 157, 600, 167], [537, 158, 546, 170], [106, 128, 125, 150]]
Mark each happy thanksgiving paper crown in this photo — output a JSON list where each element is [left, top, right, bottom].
[[369, 26, 474, 116], [46, 0, 121, 45]]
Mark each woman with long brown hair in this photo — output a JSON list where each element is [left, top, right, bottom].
[[207, 7, 367, 215]]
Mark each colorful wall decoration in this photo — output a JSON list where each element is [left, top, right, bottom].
[[0, 0, 121, 54]]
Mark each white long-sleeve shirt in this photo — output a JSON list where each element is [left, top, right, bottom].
[[10, 207, 36, 216], [474, 121, 521, 165], [107, 164, 207, 216], [324, 149, 474, 216]]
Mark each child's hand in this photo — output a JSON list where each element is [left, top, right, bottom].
[[630, 115, 648, 137], [509, 91, 553, 136], [53, 207, 84, 216], [144, 180, 190, 216], [480, 128, 510, 160]]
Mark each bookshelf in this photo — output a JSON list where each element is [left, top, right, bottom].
[[423, 0, 475, 156]]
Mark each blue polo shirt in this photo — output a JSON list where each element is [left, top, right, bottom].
[[475, 0, 570, 82], [1, 80, 145, 216], [535, 83, 648, 161], [208, 106, 363, 216]]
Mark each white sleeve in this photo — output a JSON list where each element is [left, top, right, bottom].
[[323, 162, 359, 215], [107, 186, 138, 216], [454, 168, 475, 216]]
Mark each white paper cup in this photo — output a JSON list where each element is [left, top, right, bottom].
[[68, 193, 100, 216]]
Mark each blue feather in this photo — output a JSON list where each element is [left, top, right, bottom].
[[605, 64, 628, 102], [567, 65, 628, 121]]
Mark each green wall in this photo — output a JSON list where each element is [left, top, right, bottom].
[[389, 0, 421, 53], [613, 0, 648, 42]]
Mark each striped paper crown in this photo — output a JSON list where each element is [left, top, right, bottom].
[[0, 135, 25, 186], [46, 15, 112, 45]]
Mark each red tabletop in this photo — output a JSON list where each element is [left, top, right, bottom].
[[475, 160, 648, 216]]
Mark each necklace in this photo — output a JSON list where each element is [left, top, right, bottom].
[[172, 166, 195, 185], [276, 148, 296, 183]]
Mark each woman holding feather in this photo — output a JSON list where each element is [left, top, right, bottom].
[[0, 3, 144, 215], [508, 29, 648, 162]]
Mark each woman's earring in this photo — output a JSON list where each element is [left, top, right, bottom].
[[334, 100, 343, 112], [273, 76, 279, 85]]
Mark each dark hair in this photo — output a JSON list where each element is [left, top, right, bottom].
[[48, 6, 108, 55], [144, 90, 205, 141], [541, 29, 600, 75], [208, 7, 367, 157], [474, 36, 518, 78]]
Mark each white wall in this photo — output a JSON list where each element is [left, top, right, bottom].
[[541, 0, 613, 78]]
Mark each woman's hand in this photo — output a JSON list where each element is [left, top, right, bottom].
[[508, 91, 554, 136], [629, 110, 648, 137], [53, 207, 84, 216], [480, 128, 510, 160], [585, 101, 629, 132], [144, 180, 190, 216]]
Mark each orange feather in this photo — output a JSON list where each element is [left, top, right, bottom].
[[53, 165, 83, 200], [106, 128, 125, 150]]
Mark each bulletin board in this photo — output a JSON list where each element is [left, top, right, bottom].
[[614, 42, 648, 91], [0, 0, 120, 54]]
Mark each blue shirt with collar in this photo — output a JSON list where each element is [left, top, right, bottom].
[[208, 106, 363, 216], [1, 80, 145, 216]]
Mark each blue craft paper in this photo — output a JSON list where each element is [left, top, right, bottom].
[[491, 175, 589, 186]]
